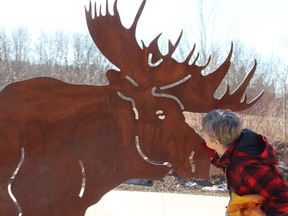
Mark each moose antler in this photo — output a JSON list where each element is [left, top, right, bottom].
[[159, 43, 264, 112], [85, 0, 148, 73], [86, 0, 263, 112], [85, 0, 199, 86]]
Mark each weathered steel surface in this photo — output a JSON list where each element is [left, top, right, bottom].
[[0, 0, 262, 215]]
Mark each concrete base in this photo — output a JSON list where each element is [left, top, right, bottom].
[[85, 190, 229, 216]]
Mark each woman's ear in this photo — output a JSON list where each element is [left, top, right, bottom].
[[214, 139, 228, 156], [214, 139, 225, 150], [214, 139, 221, 146]]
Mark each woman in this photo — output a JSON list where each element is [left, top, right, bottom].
[[201, 109, 288, 215]]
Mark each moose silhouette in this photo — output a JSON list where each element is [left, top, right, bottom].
[[0, 0, 263, 215]]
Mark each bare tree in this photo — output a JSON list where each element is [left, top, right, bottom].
[[0, 28, 11, 88], [34, 30, 57, 72], [281, 38, 288, 142], [10, 26, 31, 62], [278, 65, 288, 142], [196, 0, 215, 63], [33, 30, 69, 77], [0, 28, 11, 62], [72, 33, 93, 70], [53, 31, 69, 67], [71, 32, 111, 85], [4, 26, 33, 84]]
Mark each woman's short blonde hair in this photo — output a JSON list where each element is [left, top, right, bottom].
[[201, 109, 243, 147]]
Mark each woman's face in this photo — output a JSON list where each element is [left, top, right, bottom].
[[199, 129, 218, 150]]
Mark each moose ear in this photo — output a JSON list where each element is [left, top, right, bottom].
[[106, 70, 122, 86], [106, 69, 139, 94]]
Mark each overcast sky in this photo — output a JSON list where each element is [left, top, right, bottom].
[[0, 0, 287, 62]]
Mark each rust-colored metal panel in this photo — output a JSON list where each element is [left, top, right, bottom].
[[0, 0, 262, 215]]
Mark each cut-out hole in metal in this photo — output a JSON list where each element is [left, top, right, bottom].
[[78, 160, 86, 198], [156, 110, 165, 120], [135, 136, 171, 167], [117, 91, 139, 120], [8, 147, 25, 216], [160, 74, 192, 90], [189, 151, 196, 173], [156, 110, 163, 115], [126, 76, 139, 87], [151, 87, 184, 110], [148, 53, 163, 67]]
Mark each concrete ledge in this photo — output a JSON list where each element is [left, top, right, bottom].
[[85, 190, 229, 216]]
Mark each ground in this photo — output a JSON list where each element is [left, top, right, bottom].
[[116, 141, 288, 197], [116, 173, 229, 197]]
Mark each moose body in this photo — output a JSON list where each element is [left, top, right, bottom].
[[0, 0, 263, 215], [0, 77, 210, 215]]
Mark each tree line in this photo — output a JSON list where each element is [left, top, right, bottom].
[[0, 26, 112, 88], [0, 26, 287, 142]]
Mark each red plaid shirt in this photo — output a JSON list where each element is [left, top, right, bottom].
[[209, 129, 288, 215]]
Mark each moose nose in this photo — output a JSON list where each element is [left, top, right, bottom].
[[156, 110, 165, 120]]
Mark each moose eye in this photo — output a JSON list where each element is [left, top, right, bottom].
[[156, 110, 165, 120]]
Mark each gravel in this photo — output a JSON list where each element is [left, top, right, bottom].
[[115, 173, 229, 197]]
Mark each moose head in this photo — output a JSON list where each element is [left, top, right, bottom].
[[85, 0, 263, 179], [0, 0, 262, 215]]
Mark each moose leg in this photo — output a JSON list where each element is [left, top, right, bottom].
[[12, 150, 87, 216], [0, 167, 21, 216], [0, 126, 23, 216]]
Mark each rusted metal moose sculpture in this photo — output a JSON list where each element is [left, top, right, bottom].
[[0, 0, 263, 215]]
